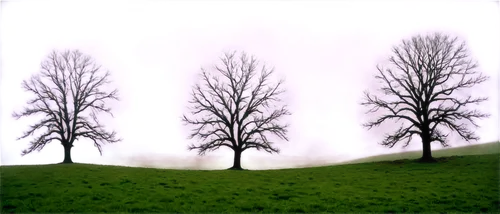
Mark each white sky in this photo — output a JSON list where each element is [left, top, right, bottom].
[[1, 0, 499, 170]]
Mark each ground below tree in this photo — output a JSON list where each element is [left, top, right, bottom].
[[1, 153, 498, 213]]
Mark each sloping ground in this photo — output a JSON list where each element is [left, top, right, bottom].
[[1, 154, 498, 213], [342, 141, 499, 165]]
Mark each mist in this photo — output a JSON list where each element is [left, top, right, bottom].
[[1, 0, 498, 170]]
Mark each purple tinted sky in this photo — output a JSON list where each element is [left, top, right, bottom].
[[1, 0, 498, 169]]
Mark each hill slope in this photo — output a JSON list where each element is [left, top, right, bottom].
[[342, 141, 499, 164]]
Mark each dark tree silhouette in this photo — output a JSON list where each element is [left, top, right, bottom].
[[182, 51, 291, 170], [13, 50, 121, 163], [361, 33, 490, 162]]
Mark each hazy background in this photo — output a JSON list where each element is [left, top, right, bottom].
[[1, 0, 498, 170]]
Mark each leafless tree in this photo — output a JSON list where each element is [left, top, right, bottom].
[[182, 51, 291, 170], [361, 32, 489, 162], [13, 50, 121, 163]]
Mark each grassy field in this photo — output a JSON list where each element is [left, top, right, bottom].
[[1, 153, 499, 213]]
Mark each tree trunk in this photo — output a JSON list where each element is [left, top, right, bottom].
[[228, 149, 243, 170], [62, 145, 73, 164], [420, 135, 436, 163]]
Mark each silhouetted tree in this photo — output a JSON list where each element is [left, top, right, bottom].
[[361, 33, 490, 162], [182, 51, 291, 170], [13, 50, 121, 163]]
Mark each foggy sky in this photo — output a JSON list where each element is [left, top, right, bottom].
[[1, 0, 499, 170]]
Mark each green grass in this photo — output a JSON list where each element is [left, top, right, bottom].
[[1, 154, 499, 213], [343, 141, 500, 164]]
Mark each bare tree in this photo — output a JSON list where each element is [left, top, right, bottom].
[[361, 32, 489, 162], [13, 50, 121, 163], [182, 51, 291, 170]]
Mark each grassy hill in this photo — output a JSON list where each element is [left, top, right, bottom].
[[342, 141, 500, 164], [1, 153, 499, 213]]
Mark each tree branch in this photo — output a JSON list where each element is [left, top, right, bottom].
[[362, 32, 489, 149], [183, 51, 290, 156], [13, 49, 121, 156]]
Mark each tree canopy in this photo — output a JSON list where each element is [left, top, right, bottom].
[[361, 33, 489, 162], [182, 51, 291, 169], [13, 50, 121, 163]]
